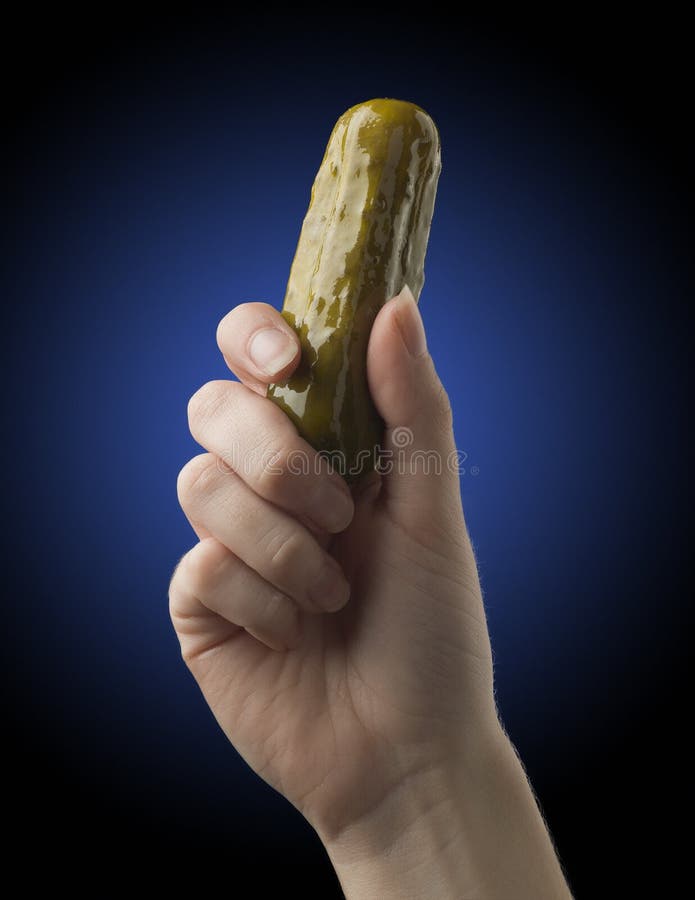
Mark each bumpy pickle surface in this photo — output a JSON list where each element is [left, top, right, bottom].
[[268, 98, 441, 480]]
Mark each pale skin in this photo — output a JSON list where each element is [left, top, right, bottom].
[[170, 287, 573, 899]]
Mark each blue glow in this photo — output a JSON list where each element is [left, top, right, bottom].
[[8, 32, 687, 854]]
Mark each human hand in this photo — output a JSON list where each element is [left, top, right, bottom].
[[170, 288, 572, 899]]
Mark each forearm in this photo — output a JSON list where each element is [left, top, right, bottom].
[[322, 723, 572, 900]]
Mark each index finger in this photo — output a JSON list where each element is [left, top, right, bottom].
[[217, 302, 301, 394]]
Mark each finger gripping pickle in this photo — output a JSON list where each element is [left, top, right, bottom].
[[268, 98, 441, 480]]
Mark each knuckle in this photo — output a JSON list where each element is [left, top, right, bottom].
[[181, 539, 228, 600], [258, 591, 293, 628], [177, 453, 218, 511], [262, 589, 290, 623], [264, 527, 306, 586], [254, 442, 291, 501], [168, 558, 188, 619], [187, 380, 231, 433]]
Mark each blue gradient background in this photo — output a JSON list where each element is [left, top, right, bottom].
[[6, 15, 690, 894]]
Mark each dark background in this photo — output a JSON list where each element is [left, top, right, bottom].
[[5, 12, 690, 896]]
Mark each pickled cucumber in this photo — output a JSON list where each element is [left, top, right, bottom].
[[268, 98, 441, 480]]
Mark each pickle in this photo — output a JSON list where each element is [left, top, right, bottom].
[[268, 98, 441, 480]]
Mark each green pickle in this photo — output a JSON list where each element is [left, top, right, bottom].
[[268, 98, 441, 480]]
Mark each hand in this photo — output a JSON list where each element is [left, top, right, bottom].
[[170, 289, 572, 899]]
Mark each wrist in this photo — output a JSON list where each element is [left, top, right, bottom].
[[321, 718, 505, 899], [321, 719, 572, 900]]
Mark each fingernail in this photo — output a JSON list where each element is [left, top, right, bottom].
[[248, 328, 297, 376], [311, 480, 354, 533], [309, 558, 350, 613], [394, 285, 427, 358]]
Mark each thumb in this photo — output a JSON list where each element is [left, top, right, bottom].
[[367, 286, 462, 525]]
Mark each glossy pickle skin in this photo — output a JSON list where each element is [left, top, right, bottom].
[[268, 99, 441, 481]]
